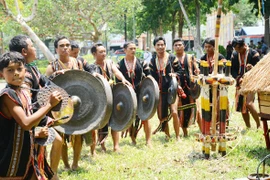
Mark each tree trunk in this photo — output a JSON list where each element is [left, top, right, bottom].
[[20, 20, 55, 61], [0, 31, 4, 54], [264, 12, 270, 45], [178, 0, 203, 57], [178, 10, 184, 38], [1, 0, 55, 61], [171, 11, 177, 48], [194, 0, 202, 58]]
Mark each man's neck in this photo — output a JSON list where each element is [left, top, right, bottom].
[[25, 58, 34, 64], [125, 55, 135, 62], [59, 55, 70, 63], [240, 46, 248, 55], [95, 59, 105, 66], [207, 52, 214, 57], [157, 52, 166, 59], [176, 52, 185, 58]]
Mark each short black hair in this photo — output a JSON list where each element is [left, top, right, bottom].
[[91, 43, 104, 54], [173, 38, 183, 45], [232, 37, 245, 48], [0, 51, 25, 71], [54, 36, 69, 49], [153, 36, 166, 46], [204, 37, 215, 47], [70, 41, 80, 50], [9, 35, 29, 53], [123, 41, 135, 49]]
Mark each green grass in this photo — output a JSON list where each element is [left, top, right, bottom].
[[45, 85, 270, 180]]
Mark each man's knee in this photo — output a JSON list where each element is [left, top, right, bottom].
[[53, 130, 63, 145], [246, 101, 254, 109]]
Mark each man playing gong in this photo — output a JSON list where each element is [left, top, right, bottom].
[[46, 36, 84, 170], [172, 38, 201, 137], [117, 42, 152, 147], [149, 36, 180, 141], [88, 43, 131, 155]]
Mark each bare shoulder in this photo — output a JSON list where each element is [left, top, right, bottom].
[[0, 94, 16, 119], [45, 64, 54, 76]]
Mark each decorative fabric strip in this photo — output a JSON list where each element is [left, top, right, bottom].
[[238, 48, 249, 75], [124, 57, 137, 79]]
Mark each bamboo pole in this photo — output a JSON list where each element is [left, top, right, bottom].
[[211, 0, 223, 138]]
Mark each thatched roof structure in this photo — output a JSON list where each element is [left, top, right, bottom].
[[240, 52, 270, 94]]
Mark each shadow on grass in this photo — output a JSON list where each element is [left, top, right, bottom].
[[58, 166, 89, 175], [246, 146, 270, 165]]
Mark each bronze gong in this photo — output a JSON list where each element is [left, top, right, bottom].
[[110, 83, 137, 131], [137, 76, 159, 120]]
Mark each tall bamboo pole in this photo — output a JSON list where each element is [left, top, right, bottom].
[[211, 0, 223, 137]]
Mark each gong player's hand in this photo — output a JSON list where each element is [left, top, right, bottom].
[[49, 90, 62, 107], [169, 73, 177, 77], [122, 79, 132, 87], [35, 126, 49, 138]]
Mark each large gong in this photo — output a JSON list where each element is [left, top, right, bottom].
[[110, 83, 137, 131], [37, 85, 73, 126], [95, 75, 113, 129], [137, 76, 159, 120], [52, 70, 112, 135], [167, 76, 178, 104], [190, 81, 201, 99]]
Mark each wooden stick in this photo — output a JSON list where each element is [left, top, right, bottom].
[[211, 0, 223, 137]]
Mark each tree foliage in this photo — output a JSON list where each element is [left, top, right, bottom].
[[248, 0, 270, 44], [231, 0, 258, 26]]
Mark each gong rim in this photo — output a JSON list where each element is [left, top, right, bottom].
[[95, 75, 113, 129], [52, 70, 112, 135], [167, 76, 178, 104], [109, 83, 137, 131], [138, 76, 159, 120]]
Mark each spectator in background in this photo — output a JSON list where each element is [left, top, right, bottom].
[[261, 40, 268, 55], [143, 47, 152, 63], [226, 41, 233, 60], [257, 41, 262, 56], [70, 41, 91, 72], [249, 40, 256, 49]]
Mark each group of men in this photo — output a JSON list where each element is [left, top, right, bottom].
[[0, 34, 263, 179]]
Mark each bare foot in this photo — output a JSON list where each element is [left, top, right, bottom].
[[64, 165, 70, 170], [113, 146, 121, 153], [165, 135, 170, 142], [51, 174, 59, 180], [91, 151, 97, 157], [71, 164, 79, 171], [176, 136, 181, 142], [101, 143, 106, 153], [183, 128, 188, 137], [131, 137, 136, 145], [146, 142, 153, 149]]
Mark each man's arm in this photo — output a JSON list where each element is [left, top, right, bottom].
[[112, 63, 131, 86], [45, 64, 54, 77]]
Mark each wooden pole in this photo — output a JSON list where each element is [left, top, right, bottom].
[[211, 0, 223, 137]]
